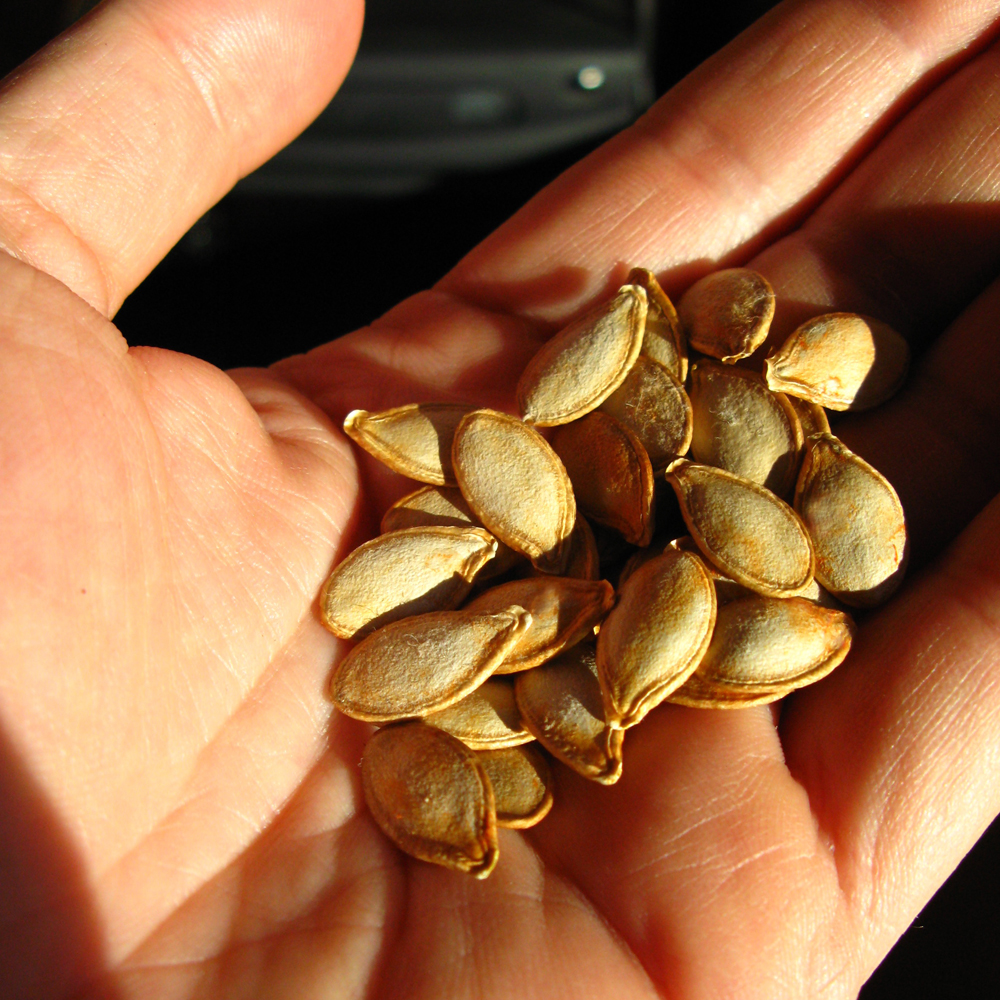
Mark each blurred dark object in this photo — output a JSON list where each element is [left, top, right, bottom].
[[245, 0, 656, 194]]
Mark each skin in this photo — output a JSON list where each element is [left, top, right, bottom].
[[1, 0, 1000, 996]]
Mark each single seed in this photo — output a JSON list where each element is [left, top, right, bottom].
[[320, 526, 498, 639], [477, 744, 554, 828], [423, 676, 534, 749], [596, 547, 717, 728], [465, 576, 615, 673], [678, 269, 775, 363], [452, 409, 576, 574], [330, 605, 532, 722], [361, 721, 499, 877], [627, 267, 688, 381], [343, 403, 474, 485], [381, 485, 523, 578], [668, 594, 854, 708], [794, 433, 908, 607], [516, 285, 648, 426], [665, 460, 815, 597], [551, 411, 654, 546], [515, 642, 623, 784], [599, 355, 693, 470], [689, 361, 803, 497], [784, 393, 830, 438], [550, 515, 601, 581], [764, 313, 910, 411]]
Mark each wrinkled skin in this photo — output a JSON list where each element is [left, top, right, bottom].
[[2, 1, 1000, 997]]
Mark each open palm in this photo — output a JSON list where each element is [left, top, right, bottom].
[[3, 1, 1000, 997]]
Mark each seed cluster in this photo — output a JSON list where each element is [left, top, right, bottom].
[[324, 266, 910, 878]]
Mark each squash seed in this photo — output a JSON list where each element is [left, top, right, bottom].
[[361, 721, 499, 877], [477, 744, 554, 828], [678, 268, 775, 363], [794, 433, 907, 607], [381, 485, 523, 578], [343, 403, 474, 485], [596, 547, 716, 728], [664, 460, 815, 597], [599, 355, 693, 470], [515, 642, 623, 784], [689, 361, 803, 497], [423, 676, 534, 749], [465, 576, 615, 673], [551, 411, 654, 546], [516, 284, 648, 426], [552, 515, 601, 581], [785, 393, 830, 438], [320, 526, 498, 639], [668, 594, 854, 708], [452, 409, 576, 574], [330, 605, 532, 722], [764, 313, 910, 411], [627, 267, 688, 381]]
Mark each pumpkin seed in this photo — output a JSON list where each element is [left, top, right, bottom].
[[553, 515, 601, 581], [452, 409, 576, 574], [465, 576, 615, 673], [689, 361, 803, 497], [320, 526, 498, 639], [785, 394, 830, 438], [599, 355, 693, 470], [361, 721, 499, 877], [596, 547, 717, 728], [516, 285, 647, 426], [477, 744, 554, 828], [794, 433, 907, 607], [423, 676, 534, 749], [514, 642, 623, 784], [678, 268, 775, 363], [343, 403, 474, 485], [330, 605, 532, 722], [381, 485, 523, 578], [551, 411, 654, 546], [627, 267, 688, 381], [665, 460, 815, 597], [764, 313, 910, 411], [668, 594, 854, 708]]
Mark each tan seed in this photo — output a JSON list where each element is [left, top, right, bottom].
[[669, 594, 854, 708], [423, 677, 533, 749], [452, 409, 576, 574], [343, 403, 474, 485], [330, 605, 532, 722], [551, 411, 654, 546], [784, 393, 831, 438], [627, 267, 688, 381], [381, 485, 523, 578], [515, 642, 623, 784], [665, 460, 815, 597], [477, 744, 554, 828], [678, 268, 775, 363], [553, 515, 601, 581], [516, 285, 648, 426], [689, 361, 803, 497], [361, 721, 499, 877], [599, 355, 693, 470], [465, 576, 615, 673], [794, 433, 907, 607], [596, 547, 717, 728], [320, 526, 498, 639], [764, 312, 910, 411]]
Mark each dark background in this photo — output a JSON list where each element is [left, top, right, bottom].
[[3, 1, 999, 996]]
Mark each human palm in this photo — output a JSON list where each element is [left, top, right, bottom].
[[3, 0, 1000, 997]]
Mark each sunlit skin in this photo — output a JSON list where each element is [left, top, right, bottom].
[[2, 0, 1000, 996]]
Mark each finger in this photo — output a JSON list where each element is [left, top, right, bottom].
[[439, 0, 1000, 322], [781, 492, 1000, 981], [0, 0, 363, 316]]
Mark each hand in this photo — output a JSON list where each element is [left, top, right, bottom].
[[3, 0, 1000, 996]]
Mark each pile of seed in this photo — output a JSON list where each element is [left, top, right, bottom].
[[323, 267, 909, 878]]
